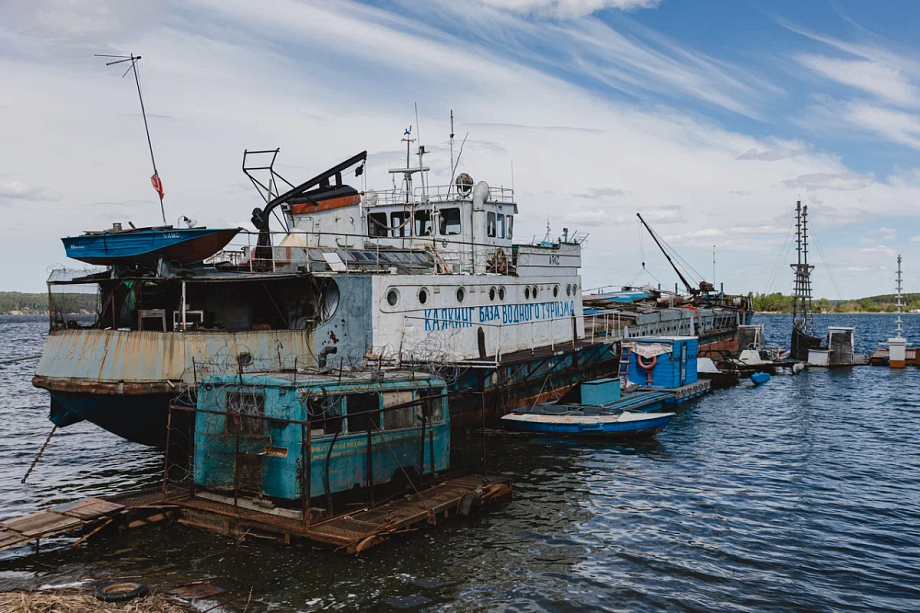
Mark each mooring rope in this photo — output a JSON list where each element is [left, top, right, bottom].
[[0, 354, 41, 365], [21, 426, 57, 484]]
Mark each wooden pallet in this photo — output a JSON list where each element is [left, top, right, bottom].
[[171, 473, 512, 554], [0, 498, 121, 553]]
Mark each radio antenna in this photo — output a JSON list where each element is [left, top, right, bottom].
[[96, 53, 166, 224]]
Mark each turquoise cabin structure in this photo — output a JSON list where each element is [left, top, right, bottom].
[[193, 372, 450, 500]]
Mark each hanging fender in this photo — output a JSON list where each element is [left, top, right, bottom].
[[637, 355, 657, 370]]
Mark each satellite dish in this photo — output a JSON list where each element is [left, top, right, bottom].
[[472, 181, 490, 207], [455, 173, 473, 195], [364, 189, 378, 207]]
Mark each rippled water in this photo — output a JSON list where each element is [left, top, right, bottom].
[[1, 313, 919, 611]]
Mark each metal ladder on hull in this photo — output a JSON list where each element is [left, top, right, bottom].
[[618, 345, 631, 384]]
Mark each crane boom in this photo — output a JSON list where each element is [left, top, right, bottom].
[[636, 212, 698, 295]]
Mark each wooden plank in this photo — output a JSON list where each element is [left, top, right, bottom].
[[53, 497, 124, 520], [0, 529, 31, 551], [0, 511, 82, 537]]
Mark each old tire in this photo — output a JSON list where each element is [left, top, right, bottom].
[[94, 580, 149, 603]]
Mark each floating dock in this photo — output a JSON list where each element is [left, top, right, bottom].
[[0, 474, 511, 556]]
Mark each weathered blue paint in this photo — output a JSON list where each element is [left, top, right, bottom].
[[62, 227, 239, 265], [627, 337, 699, 389], [579, 378, 620, 405], [193, 373, 450, 500]]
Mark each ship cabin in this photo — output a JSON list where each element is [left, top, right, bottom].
[[193, 371, 449, 501]]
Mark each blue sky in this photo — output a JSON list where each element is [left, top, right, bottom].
[[2, 0, 920, 299]]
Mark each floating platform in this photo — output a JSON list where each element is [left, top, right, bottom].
[[0, 474, 510, 556], [0, 497, 174, 553], [637, 380, 711, 405]]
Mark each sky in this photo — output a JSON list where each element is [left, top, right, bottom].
[[2, 0, 920, 299]]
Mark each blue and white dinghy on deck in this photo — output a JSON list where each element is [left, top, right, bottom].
[[501, 405, 674, 439]]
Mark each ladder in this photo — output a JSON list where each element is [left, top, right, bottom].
[[618, 345, 631, 383]]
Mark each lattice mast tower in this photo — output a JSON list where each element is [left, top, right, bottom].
[[791, 201, 815, 335]]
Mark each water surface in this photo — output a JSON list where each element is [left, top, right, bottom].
[[0, 313, 918, 611]]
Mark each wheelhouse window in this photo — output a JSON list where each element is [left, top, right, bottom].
[[307, 396, 343, 435], [497, 213, 505, 239], [487, 212, 497, 238], [383, 391, 415, 430], [439, 207, 462, 235], [390, 212, 410, 237], [346, 393, 380, 432], [418, 387, 444, 423], [225, 391, 265, 435], [368, 213, 388, 237], [414, 211, 432, 236], [507, 215, 514, 239]]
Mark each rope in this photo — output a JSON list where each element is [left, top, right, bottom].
[[0, 355, 41, 365], [21, 426, 57, 484]]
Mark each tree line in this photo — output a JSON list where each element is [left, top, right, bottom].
[[748, 292, 920, 313], [0, 292, 99, 314]]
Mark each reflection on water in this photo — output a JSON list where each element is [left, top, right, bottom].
[[1, 314, 919, 611]]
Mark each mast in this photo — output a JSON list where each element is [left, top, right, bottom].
[[96, 53, 167, 224], [791, 201, 815, 336], [896, 254, 904, 338]]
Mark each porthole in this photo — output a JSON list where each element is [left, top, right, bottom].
[[532, 285, 539, 299], [386, 288, 400, 306], [566, 284, 572, 296], [457, 287, 465, 303], [553, 285, 559, 298], [524, 286, 531, 300], [418, 288, 429, 305], [573, 284, 578, 294], [489, 286, 496, 301], [499, 287, 506, 300]]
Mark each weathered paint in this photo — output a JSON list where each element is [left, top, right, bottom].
[[194, 374, 450, 500], [35, 329, 316, 388]]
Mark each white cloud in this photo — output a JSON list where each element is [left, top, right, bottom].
[[798, 55, 920, 108], [0, 181, 62, 202], [844, 103, 920, 149], [860, 245, 898, 257], [479, 0, 661, 19], [779, 172, 873, 191], [0, 0, 919, 298], [736, 140, 813, 161], [868, 226, 896, 235], [911, 236, 920, 242]]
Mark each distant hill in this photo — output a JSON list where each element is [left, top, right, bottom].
[[0, 292, 98, 315]]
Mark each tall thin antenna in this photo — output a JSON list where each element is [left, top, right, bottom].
[[449, 110, 455, 178], [96, 53, 166, 224], [511, 160, 515, 194], [712, 245, 716, 289]]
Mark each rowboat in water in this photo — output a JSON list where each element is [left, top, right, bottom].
[[501, 403, 674, 439]]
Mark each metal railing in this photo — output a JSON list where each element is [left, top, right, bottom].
[[364, 184, 515, 207], [162, 389, 470, 525]]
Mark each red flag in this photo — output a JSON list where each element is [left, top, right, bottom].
[[150, 172, 165, 199]]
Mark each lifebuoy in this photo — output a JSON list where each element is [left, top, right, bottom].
[[637, 354, 657, 386]]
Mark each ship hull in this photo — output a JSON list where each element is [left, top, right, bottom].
[[33, 330, 736, 448]]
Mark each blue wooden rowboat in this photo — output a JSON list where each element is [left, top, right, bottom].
[[501, 405, 674, 439], [62, 226, 240, 265]]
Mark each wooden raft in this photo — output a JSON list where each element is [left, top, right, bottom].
[[0, 498, 123, 553]]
